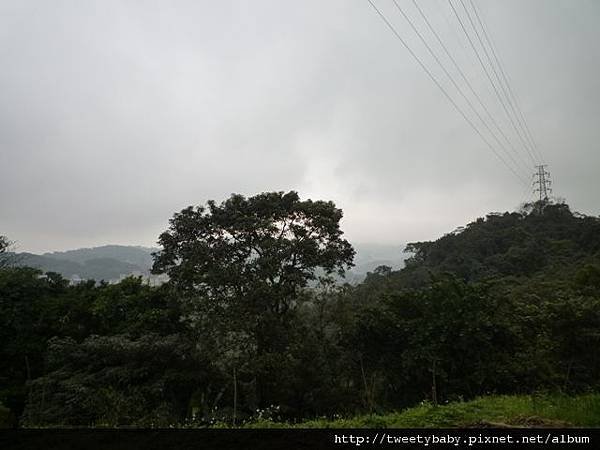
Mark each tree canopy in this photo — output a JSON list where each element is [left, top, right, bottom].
[[151, 191, 355, 340], [2, 199, 600, 427], [0, 236, 12, 268], [152, 191, 355, 296]]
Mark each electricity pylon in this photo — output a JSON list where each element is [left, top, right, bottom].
[[533, 165, 552, 202]]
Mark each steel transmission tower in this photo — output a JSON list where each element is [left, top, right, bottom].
[[533, 165, 552, 202]]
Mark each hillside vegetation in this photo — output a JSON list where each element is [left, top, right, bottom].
[[1, 195, 599, 428], [242, 393, 600, 428], [8, 246, 155, 283]]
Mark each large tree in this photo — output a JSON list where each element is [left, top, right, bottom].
[[152, 191, 355, 410], [152, 191, 354, 311]]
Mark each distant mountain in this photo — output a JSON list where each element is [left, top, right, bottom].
[[44, 245, 155, 268], [11, 243, 407, 285], [344, 243, 408, 283], [11, 245, 158, 283]]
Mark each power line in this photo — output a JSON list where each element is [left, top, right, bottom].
[[455, 0, 538, 167], [448, 0, 537, 168], [409, 0, 533, 174], [391, 0, 530, 180], [365, 0, 529, 186], [468, 0, 539, 158], [463, 0, 541, 164], [468, 0, 545, 164]]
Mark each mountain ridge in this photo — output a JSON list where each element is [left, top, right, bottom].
[[10, 242, 408, 284]]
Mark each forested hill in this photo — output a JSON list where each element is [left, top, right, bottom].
[[1, 197, 599, 428], [9, 245, 156, 283], [372, 201, 600, 289]]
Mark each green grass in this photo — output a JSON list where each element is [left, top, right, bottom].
[[239, 393, 600, 428]]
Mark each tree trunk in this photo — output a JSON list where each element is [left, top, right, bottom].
[[359, 355, 374, 412], [431, 359, 438, 406], [563, 358, 574, 391], [232, 366, 237, 427]]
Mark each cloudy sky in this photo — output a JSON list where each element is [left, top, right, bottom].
[[1, 0, 598, 253]]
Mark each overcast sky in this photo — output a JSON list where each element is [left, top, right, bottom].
[[1, 0, 598, 253]]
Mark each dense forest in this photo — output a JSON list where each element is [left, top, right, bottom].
[[1, 192, 599, 428]]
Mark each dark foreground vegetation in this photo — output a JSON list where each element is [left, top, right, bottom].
[[1, 193, 599, 428]]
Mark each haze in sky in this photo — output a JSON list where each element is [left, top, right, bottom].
[[1, 0, 599, 253]]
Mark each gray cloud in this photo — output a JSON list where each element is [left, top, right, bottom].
[[1, 0, 598, 252]]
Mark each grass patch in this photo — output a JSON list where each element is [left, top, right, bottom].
[[238, 393, 600, 428]]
